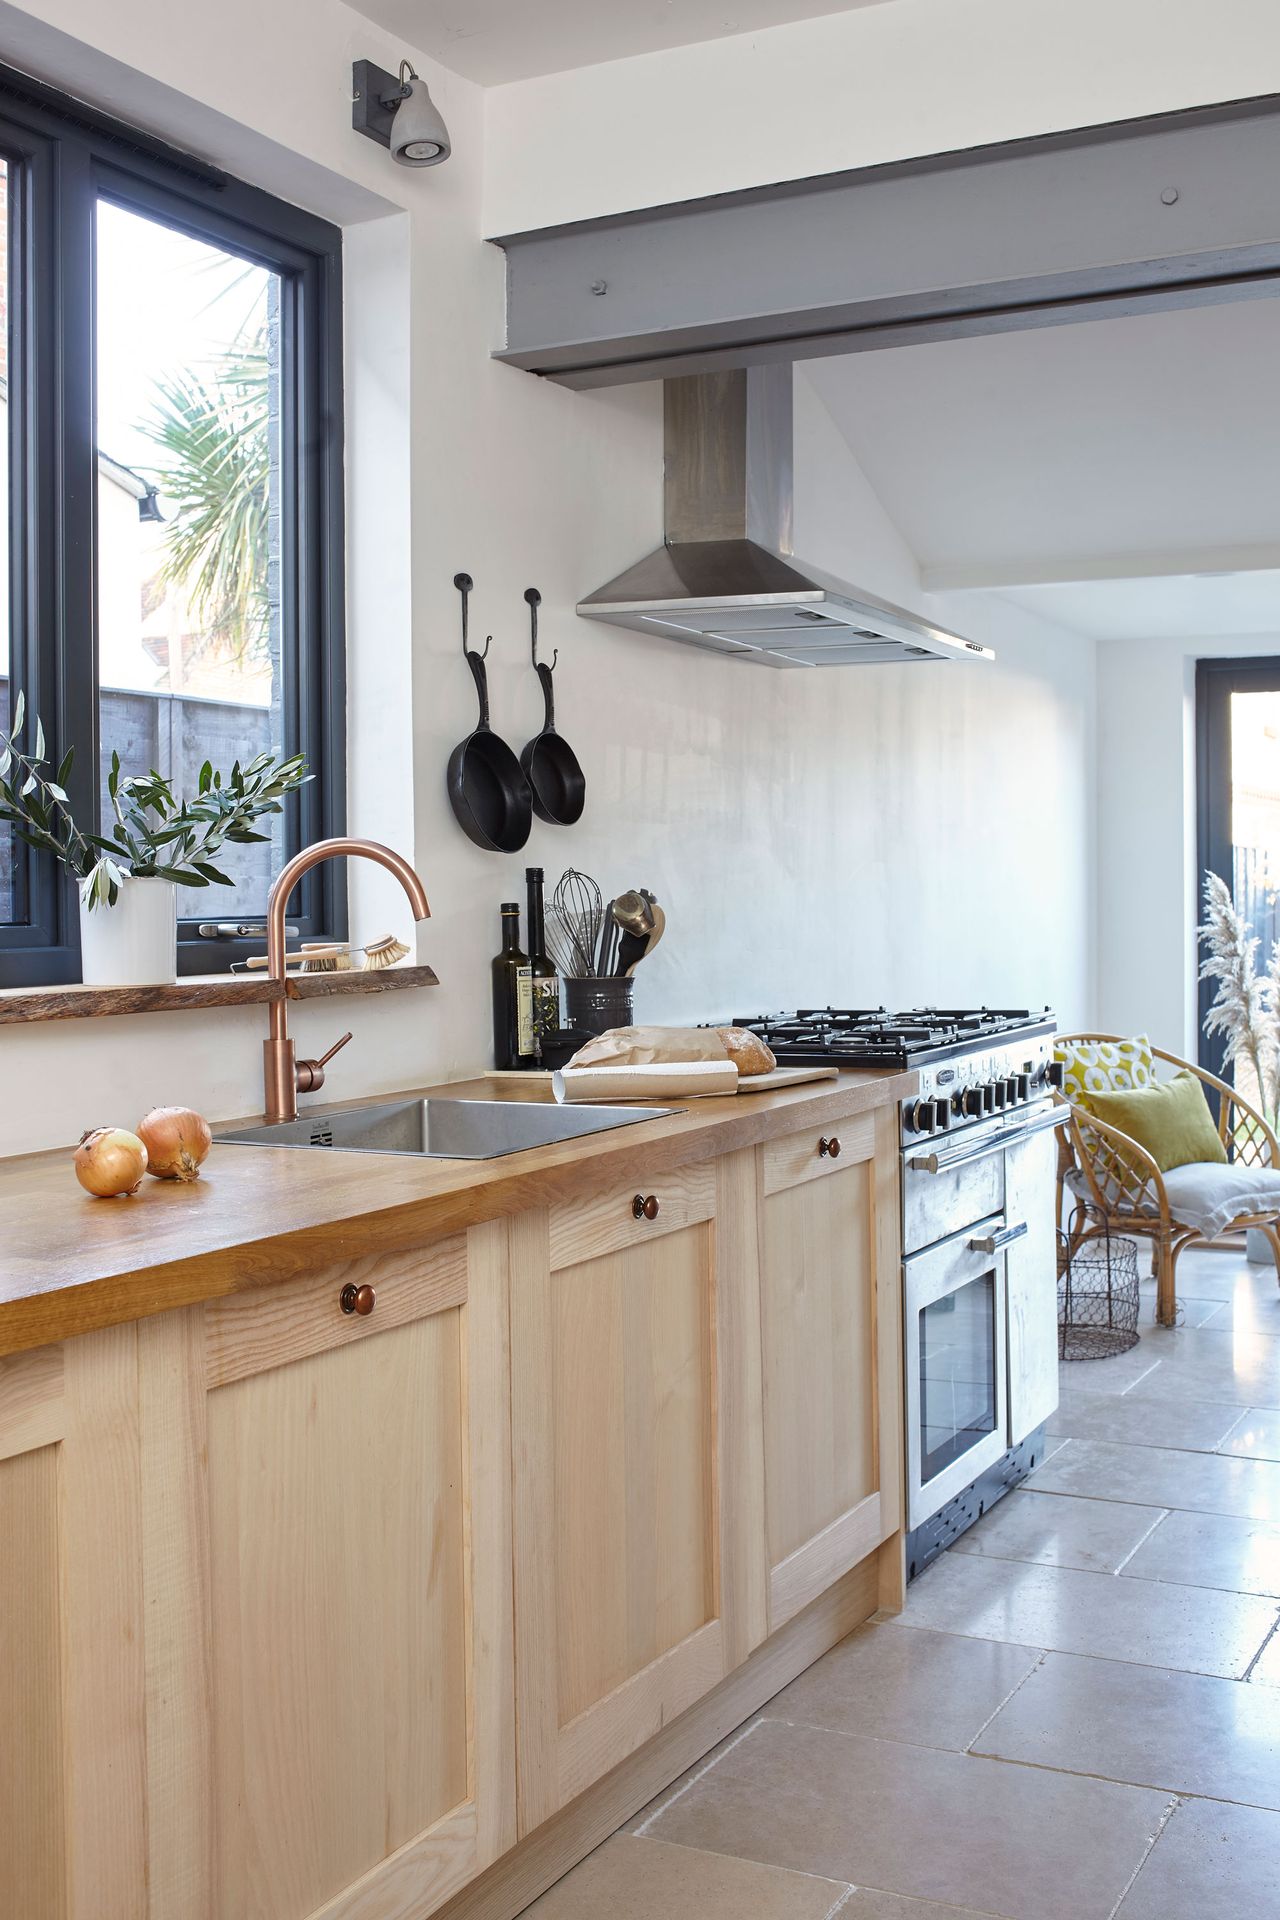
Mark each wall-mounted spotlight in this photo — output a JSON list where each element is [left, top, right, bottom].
[[352, 58, 451, 167]]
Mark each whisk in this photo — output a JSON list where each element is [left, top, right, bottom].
[[550, 868, 605, 978]]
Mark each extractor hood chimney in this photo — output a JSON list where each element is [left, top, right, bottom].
[[577, 366, 993, 668]]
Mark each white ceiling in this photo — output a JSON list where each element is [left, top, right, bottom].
[[359, 0, 892, 85], [802, 297, 1280, 636], [998, 572, 1280, 643]]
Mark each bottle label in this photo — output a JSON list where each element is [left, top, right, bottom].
[[532, 975, 560, 1050], [516, 967, 535, 1058]]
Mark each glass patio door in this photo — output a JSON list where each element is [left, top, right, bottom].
[[1197, 657, 1280, 1105]]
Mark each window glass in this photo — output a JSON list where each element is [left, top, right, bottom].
[[1227, 689, 1280, 1109], [94, 199, 284, 922], [0, 158, 13, 924]]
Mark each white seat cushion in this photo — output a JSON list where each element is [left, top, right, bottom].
[[1067, 1160, 1280, 1240], [1159, 1163, 1280, 1239]]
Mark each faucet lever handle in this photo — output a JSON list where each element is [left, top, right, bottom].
[[296, 1030, 353, 1095]]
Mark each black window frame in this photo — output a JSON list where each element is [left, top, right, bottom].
[[0, 61, 345, 985], [1195, 654, 1280, 1084]]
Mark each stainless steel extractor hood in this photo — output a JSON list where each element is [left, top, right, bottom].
[[577, 367, 993, 669]]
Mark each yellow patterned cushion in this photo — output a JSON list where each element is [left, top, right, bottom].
[[1056, 1035, 1156, 1102]]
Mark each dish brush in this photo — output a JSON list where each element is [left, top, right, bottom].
[[362, 934, 412, 969]]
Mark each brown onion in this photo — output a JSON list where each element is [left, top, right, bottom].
[[137, 1106, 212, 1182], [75, 1127, 148, 1198]]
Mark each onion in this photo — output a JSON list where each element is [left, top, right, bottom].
[[75, 1127, 148, 1198], [137, 1106, 212, 1182]]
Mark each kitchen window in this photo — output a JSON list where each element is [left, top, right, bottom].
[[1196, 656, 1280, 1094], [0, 64, 345, 985]]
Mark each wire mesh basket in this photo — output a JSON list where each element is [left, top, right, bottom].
[[1057, 1233, 1141, 1360]]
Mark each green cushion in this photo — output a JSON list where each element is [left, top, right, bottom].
[[1079, 1070, 1227, 1172]]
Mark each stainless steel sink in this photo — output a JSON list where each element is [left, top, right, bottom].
[[217, 1097, 675, 1160]]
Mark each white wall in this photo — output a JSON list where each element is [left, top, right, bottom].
[[484, 0, 1280, 233], [1096, 634, 1280, 1059], [2, 0, 1100, 1155]]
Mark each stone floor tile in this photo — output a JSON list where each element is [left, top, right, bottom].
[[1114, 1795, 1280, 1919], [1247, 1627, 1280, 1686], [1045, 1388, 1241, 1453], [521, 1834, 851, 1920], [644, 1718, 1170, 1920], [897, 1551, 1275, 1677], [950, 1488, 1162, 1574], [768, 1620, 1041, 1752], [974, 1648, 1280, 1808], [1217, 1406, 1280, 1461], [1120, 1507, 1280, 1598], [1027, 1435, 1280, 1519]]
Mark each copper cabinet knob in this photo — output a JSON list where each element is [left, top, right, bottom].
[[632, 1193, 660, 1220], [340, 1282, 376, 1316], [819, 1136, 842, 1159]]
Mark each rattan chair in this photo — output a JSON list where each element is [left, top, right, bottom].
[[1056, 1032, 1280, 1327]]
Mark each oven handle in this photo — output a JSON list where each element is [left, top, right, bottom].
[[969, 1221, 1028, 1253], [907, 1103, 1064, 1176]]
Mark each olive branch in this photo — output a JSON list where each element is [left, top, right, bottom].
[[0, 689, 309, 910]]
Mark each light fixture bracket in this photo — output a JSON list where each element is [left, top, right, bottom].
[[352, 59, 405, 149]]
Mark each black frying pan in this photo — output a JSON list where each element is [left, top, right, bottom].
[[520, 588, 586, 827], [447, 573, 533, 853]]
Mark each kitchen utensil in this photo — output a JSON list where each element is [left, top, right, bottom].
[[551, 867, 605, 977], [363, 934, 411, 969], [635, 901, 666, 970], [446, 572, 533, 853], [239, 932, 411, 974], [519, 588, 586, 826]]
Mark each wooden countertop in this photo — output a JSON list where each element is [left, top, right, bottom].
[[0, 1067, 916, 1358]]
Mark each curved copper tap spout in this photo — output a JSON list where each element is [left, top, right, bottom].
[[263, 837, 430, 1123]]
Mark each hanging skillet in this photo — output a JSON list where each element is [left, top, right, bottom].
[[447, 573, 533, 853], [519, 588, 586, 827]]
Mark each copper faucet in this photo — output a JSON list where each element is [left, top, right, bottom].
[[263, 837, 430, 1124]]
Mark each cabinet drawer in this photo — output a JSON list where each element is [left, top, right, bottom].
[[548, 1162, 716, 1269], [204, 1237, 469, 1387], [762, 1112, 874, 1196]]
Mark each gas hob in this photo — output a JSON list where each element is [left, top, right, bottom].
[[730, 1006, 1057, 1070]]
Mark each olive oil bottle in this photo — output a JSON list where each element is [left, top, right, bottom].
[[524, 866, 561, 1060], [491, 902, 531, 1070]]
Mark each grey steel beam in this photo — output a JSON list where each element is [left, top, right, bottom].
[[490, 97, 1280, 388]]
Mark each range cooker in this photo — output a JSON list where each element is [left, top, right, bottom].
[[733, 1008, 1065, 1577]]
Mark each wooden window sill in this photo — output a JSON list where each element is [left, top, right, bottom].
[[0, 965, 440, 1025]]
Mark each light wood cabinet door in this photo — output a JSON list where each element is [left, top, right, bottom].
[[757, 1107, 903, 1631], [510, 1158, 765, 1832], [139, 1224, 515, 1920], [0, 1329, 146, 1920]]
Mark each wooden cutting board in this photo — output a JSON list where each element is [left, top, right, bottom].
[[483, 1064, 840, 1094]]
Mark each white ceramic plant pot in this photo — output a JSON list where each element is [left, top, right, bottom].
[[1246, 1226, 1276, 1267], [78, 876, 177, 987]]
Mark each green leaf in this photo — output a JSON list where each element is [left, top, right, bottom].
[[108, 750, 120, 801], [192, 859, 233, 886], [34, 715, 44, 761], [57, 747, 74, 787], [12, 688, 24, 735]]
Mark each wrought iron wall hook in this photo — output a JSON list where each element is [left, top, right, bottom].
[[524, 586, 557, 671], [454, 571, 490, 658]]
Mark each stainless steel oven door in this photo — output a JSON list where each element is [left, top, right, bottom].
[[905, 1213, 1011, 1529]]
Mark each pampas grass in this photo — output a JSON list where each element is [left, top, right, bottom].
[[1199, 869, 1277, 1114]]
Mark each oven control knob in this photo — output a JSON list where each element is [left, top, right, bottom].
[[933, 1098, 951, 1131], [1004, 1076, 1021, 1106], [1017, 1072, 1031, 1102], [1045, 1059, 1066, 1091], [962, 1086, 985, 1118], [910, 1098, 936, 1134], [992, 1079, 1008, 1109], [981, 1082, 996, 1114]]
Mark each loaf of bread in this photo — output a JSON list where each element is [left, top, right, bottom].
[[567, 1025, 776, 1076], [715, 1026, 777, 1077]]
